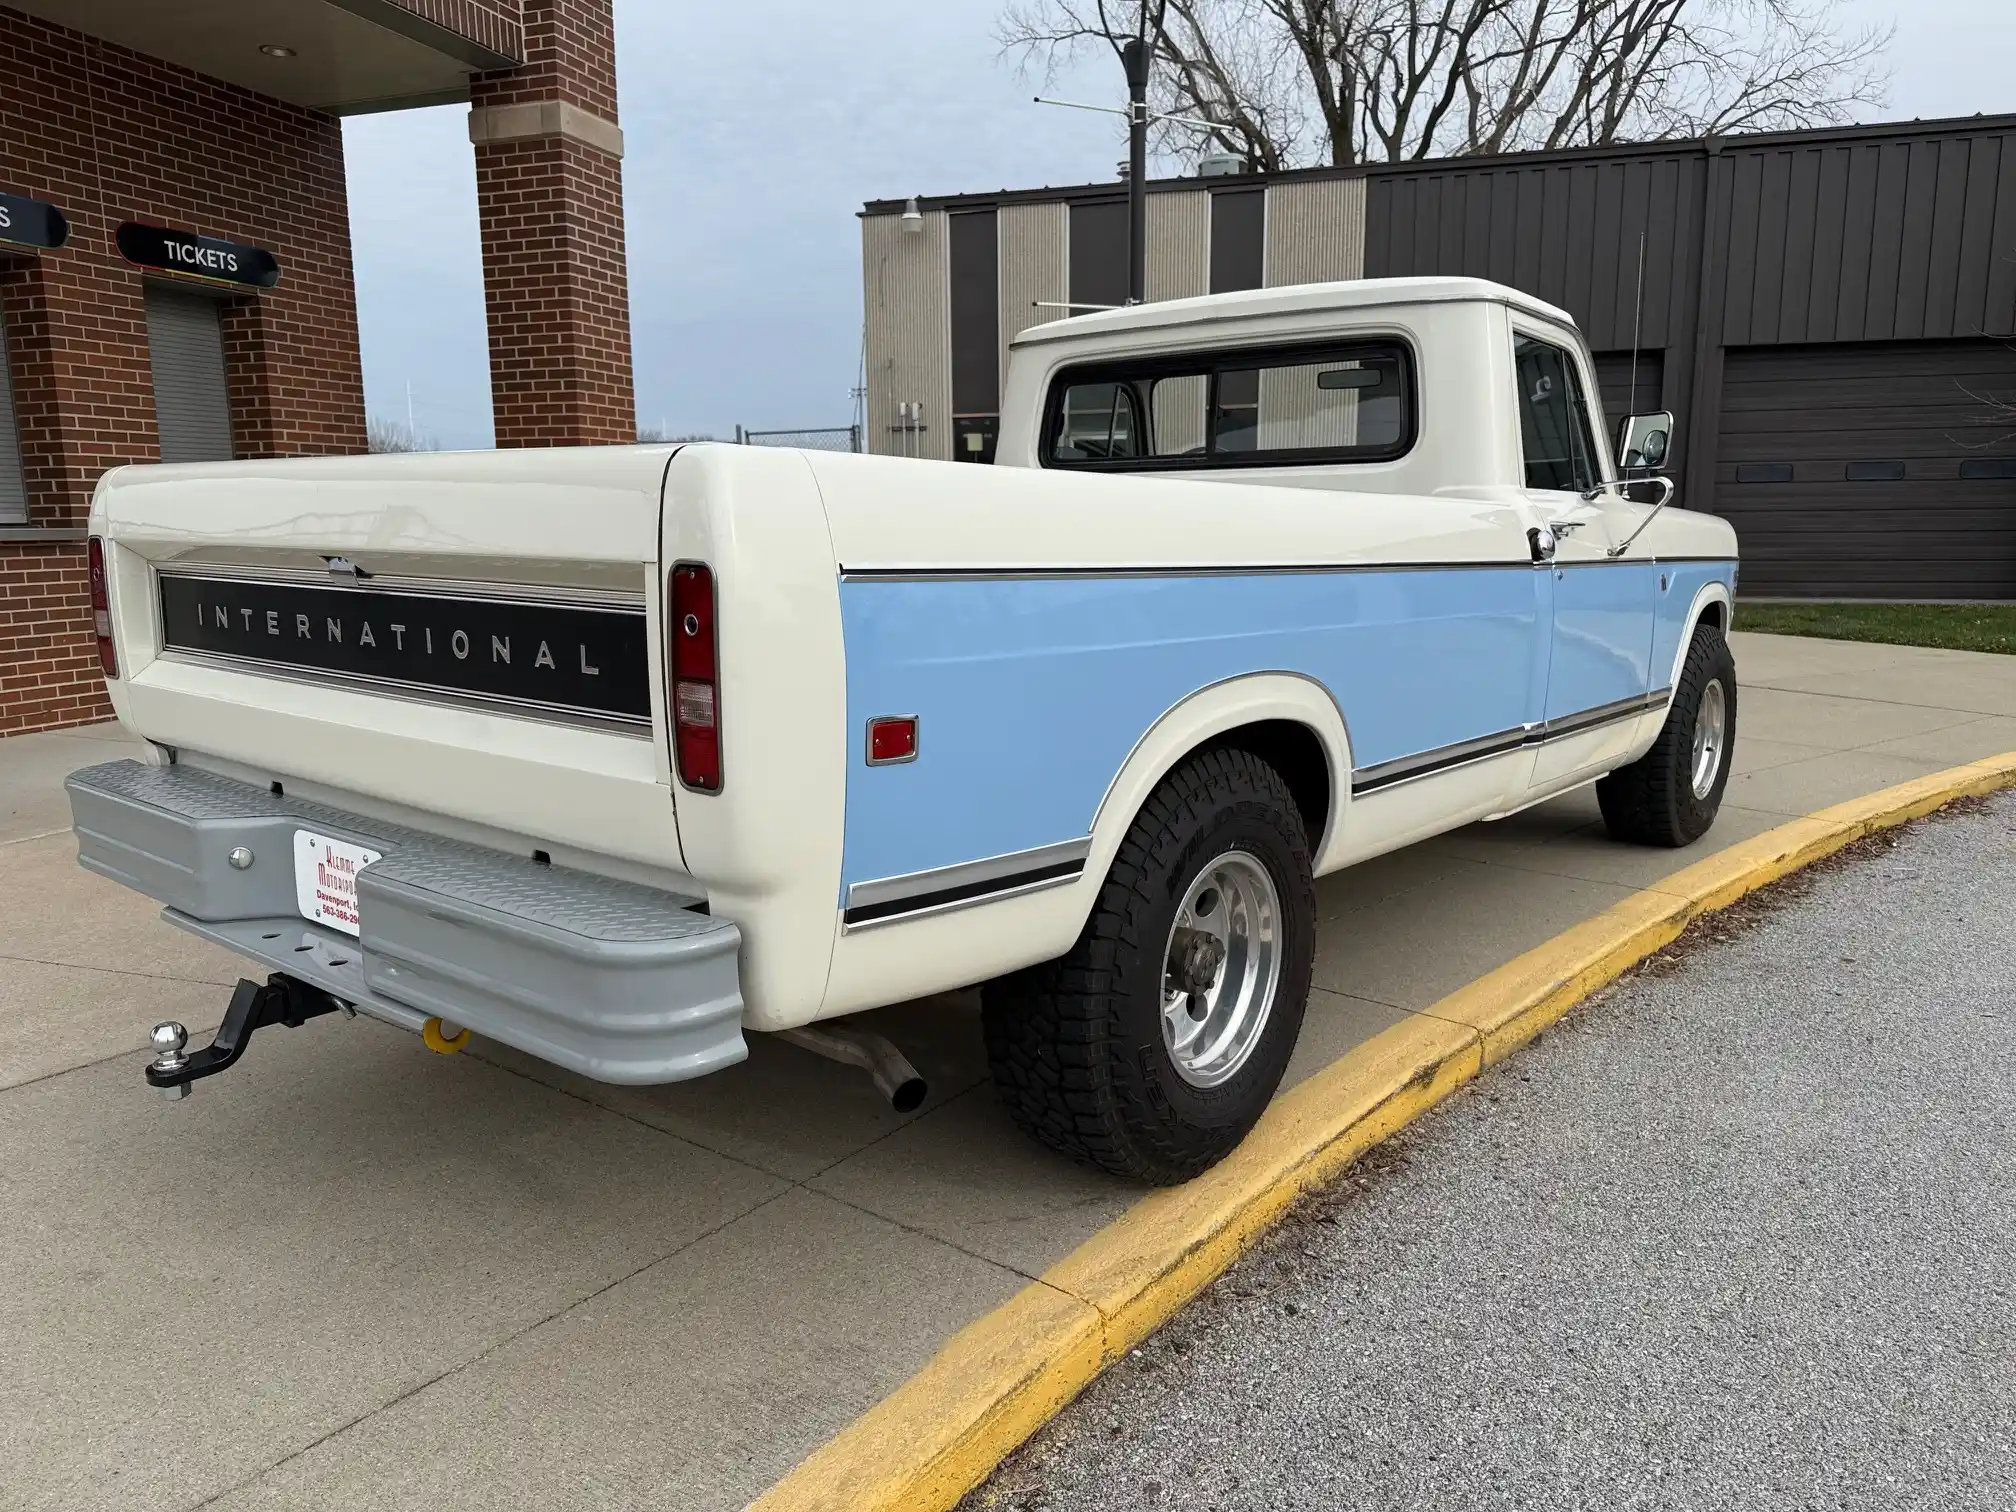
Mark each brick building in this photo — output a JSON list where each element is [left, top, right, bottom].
[[0, 0, 634, 737]]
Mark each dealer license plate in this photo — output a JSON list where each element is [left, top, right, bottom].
[[294, 830, 383, 938]]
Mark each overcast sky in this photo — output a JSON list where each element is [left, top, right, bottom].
[[341, 0, 2011, 451]]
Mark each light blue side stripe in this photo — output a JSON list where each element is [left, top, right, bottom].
[[1652, 562, 1737, 685], [838, 566, 1550, 891]]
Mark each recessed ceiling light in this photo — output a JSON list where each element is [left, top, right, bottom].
[[259, 43, 297, 58]]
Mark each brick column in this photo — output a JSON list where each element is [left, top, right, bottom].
[[468, 0, 635, 448]]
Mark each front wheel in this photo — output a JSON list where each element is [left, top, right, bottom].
[[982, 747, 1317, 1185], [1597, 620, 1738, 847]]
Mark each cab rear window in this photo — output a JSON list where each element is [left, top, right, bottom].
[[1042, 339, 1415, 472]]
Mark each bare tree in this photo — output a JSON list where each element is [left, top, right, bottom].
[[1001, 0, 1890, 169], [366, 416, 436, 454]]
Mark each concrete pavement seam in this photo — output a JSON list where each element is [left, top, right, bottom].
[[745, 749, 2016, 1512], [0, 949, 240, 989], [0, 826, 71, 848], [182, 1186, 804, 1512]]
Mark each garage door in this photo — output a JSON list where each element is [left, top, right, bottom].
[[0, 308, 26, 522], [1715, 340, 2016, 599], [144, 286, 234, 465]]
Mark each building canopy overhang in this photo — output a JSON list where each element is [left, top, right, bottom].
[[10, 0, 520, 115]]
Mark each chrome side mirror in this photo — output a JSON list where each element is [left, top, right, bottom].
[[1617, 410, 1674, 472], [1607, 476, 1678, 558]]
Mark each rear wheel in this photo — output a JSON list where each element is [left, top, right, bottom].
[[982, 747, 1316, 1185], [1597, 620, 1737, 847]]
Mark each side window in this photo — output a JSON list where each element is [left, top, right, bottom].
[[1514, 336, 1601, 493], [1045, 340, 1414, 471], [1051, 381, 1142, 463]]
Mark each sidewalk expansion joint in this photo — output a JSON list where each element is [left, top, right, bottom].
[[184, 1187, 800, 1512]]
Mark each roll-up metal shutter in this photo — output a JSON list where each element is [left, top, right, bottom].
[[144, 286, 234, 464], [1716, 340, 2016, 600], [0, 308, 27, 522]]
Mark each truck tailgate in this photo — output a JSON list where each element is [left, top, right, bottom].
[[91, 446, 685, 879]]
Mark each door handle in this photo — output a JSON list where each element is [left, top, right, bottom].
[[1527, 525, 1557, 563]]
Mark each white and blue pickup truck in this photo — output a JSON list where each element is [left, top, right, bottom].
[[69, 276, 1736, 1184]]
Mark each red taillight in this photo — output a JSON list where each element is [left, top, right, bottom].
[[87, 536, 118, 679], [669, 562, 720, 791]]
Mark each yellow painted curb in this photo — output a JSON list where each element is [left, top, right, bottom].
[[749, 750, 2016, 1512]]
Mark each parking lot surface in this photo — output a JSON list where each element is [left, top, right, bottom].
[[2, 631, 2013, 1510], [970, 789, 2016, 1512]]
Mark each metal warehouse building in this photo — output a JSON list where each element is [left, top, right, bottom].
[[862, 113, 2016, 600]]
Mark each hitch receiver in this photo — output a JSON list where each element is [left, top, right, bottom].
[[147, 975, 345, 1100]]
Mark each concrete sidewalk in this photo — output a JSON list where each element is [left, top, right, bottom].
[[2, 631, 2011, 1512]]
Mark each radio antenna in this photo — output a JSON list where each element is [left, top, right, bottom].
[[1627, 232, 1646, 423]]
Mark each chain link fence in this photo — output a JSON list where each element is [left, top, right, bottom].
[[735, 425, 861, 452]]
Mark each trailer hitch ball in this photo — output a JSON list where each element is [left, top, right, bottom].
[[150, 1022, 193, 1101]]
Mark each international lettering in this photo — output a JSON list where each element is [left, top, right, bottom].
[[164, 577, 645, 722]]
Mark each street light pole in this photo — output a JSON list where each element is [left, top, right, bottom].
[[1122, 36, 1148, 305]]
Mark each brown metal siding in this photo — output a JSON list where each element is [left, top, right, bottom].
[[1209, 187, 1266, 293], [1365, 154, 1703, 353], [948, 209, 1000, 417], [1713, 130, 2016, 347], [1592, 351, 1666, 434], [1069, 199, 1129, 313], [1716, 340, 2016, 599]]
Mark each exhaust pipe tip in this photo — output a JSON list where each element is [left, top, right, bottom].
[[779, 1023, 929, 1113]]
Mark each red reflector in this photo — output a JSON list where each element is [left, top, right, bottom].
[[867, 716, 917, 764], [668, 563, 720, 791], [87, 536, 118, 680]]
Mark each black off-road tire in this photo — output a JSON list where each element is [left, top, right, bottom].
[[1597, 621, 1738, 847], [981, 747, 1317, 1185]]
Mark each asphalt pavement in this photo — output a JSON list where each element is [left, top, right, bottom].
[[969, 790, 2016, 1512]]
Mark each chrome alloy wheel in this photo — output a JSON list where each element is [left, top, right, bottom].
[[1161, 850, 1283, 1089], [1691, 677, 1728, 799]]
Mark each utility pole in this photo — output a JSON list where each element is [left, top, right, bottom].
[[1122, 35, 1149, 305]]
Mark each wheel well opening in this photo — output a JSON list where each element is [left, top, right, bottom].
[[1204, 720, 1332, 849], [1698, 599, 1726, 632]]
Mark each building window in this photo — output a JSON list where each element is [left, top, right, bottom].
[[0, 307, 26, 523], [1043, 339, 1414, 471], [1513, 335, 1600, 494], [144, 285, 235, 464], [1845, 460, 1906, 481], [1734, 463, 1794, 483]]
